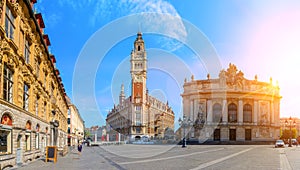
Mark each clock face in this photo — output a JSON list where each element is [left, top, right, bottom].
[[134, 75, 142, 82]]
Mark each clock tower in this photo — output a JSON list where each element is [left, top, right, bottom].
[[130, 32, 147, 104]]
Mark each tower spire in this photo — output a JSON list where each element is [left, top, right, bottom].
[[119, 84, 125, 106], [131, 32, 147, 104]]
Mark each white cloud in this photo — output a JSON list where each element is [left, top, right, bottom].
[[53, 0, 187, 51], [90, 0, 187, 51]]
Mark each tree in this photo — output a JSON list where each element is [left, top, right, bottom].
[[84, 130, 92, 139], [281, 128, 298, 139]]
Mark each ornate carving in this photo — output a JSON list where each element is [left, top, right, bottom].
[[207, 73, 210, 80], [0, 0, 3, 20], [218, 63, 245, 88], [259, 127, 270, 138], [219, 70, 226, 87], [0, 38, 10, 51], [260, 102, 269, 125]]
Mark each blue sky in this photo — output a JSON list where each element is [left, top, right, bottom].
[[35, 0, 300, 128]]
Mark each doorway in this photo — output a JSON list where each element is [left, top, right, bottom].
[[16, 135, 22, 165], [214, 129, 221, 141], [229, 129, 236, 141], [245, 129, 251, 141]]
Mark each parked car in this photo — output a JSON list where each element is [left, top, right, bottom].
[[275, 140, 285, 148], [291, 139, 299, 146]]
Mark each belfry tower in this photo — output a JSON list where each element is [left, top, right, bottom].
[[107, 32, 175, 141], [130, 32, 147, 104]]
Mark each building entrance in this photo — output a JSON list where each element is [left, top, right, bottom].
[[229, 129, 236, 141], [245, 129, 251, 141], [214, 129, 220, 141]]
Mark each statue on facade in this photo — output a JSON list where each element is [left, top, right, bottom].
[[193, 104, 206, 136], [219, 69, 226, 87], [219, 63, 245, 88], [260, 103, 269, 125]]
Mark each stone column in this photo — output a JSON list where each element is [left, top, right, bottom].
[[194, 100, 198, 122], [254, 100, 258, 125], [190, 100, 194, 120], [183, 98, 189, 119], [271, 101, 274, 124], [222, 99, 228, 123], [207, 100, 212, 123], [238, 99, 243, 124]]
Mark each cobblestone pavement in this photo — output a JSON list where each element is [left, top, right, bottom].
[[10, 144, 300, 170]]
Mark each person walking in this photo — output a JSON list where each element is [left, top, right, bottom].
[[77, 142, 83, 155]]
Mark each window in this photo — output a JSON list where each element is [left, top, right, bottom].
[[136, 113, 141, 126], [228, 103, 237, 123], [24, 39, 30, 64], [23, 83, 29, 111], [243, 104, 252, 123], [5, 6, 15, 39], [0, 114, 12, 155], [35, 59, 40, 78], [135, 106, 141, 111], [136, 127, 141, 134], [68, 127, 70, 134], [43, 102, 47, 118], [0, 129, 12, 155], [44, 72, 47, 88], [25, 133, 31, 151], [213, 103, 222, 123], [3, 64, 13, 103], [35, 95, 39, 116], [67, 118, 70, 124], [35, 133, 39, 150]]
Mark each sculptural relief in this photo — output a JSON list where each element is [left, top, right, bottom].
[[260, 102, 269, 125], [218, 63, 245, 88]]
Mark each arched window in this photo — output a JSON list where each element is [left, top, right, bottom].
[[243, 104, 252, 123], [0, 114, 12, 155], [228, 103, 237, 123], [1, 114, 12, 126], [138, 46, 140, 51], [25, 121, 32, 151], [213, 103, 222, 123], [26, 121, 31, 130]]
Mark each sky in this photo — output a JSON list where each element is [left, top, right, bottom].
[[35, 0, 300, 128]]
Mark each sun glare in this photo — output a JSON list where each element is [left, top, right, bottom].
[[242, 8, 300, 118]]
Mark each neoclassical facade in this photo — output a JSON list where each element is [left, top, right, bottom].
[[106, 32, 175, 141], [181, 64, 281, 143], [0, 0, 68, 168], [66, 96, 84, 146]]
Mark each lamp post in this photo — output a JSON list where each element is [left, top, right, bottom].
[[285, 116, 296, 147], [178, 115, 192, 148]]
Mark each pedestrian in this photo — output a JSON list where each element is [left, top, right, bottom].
[[77, 142, 82, 155]]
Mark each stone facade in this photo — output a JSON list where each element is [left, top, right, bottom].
[[181, 63, 281, 143], [0, 0, 68, 168], [106, 32, 175, 141], [66, 96, 84, 146]]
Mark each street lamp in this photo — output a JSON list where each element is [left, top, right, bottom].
[[285, 116, 296, 147], [178, 115, 192, 148]]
